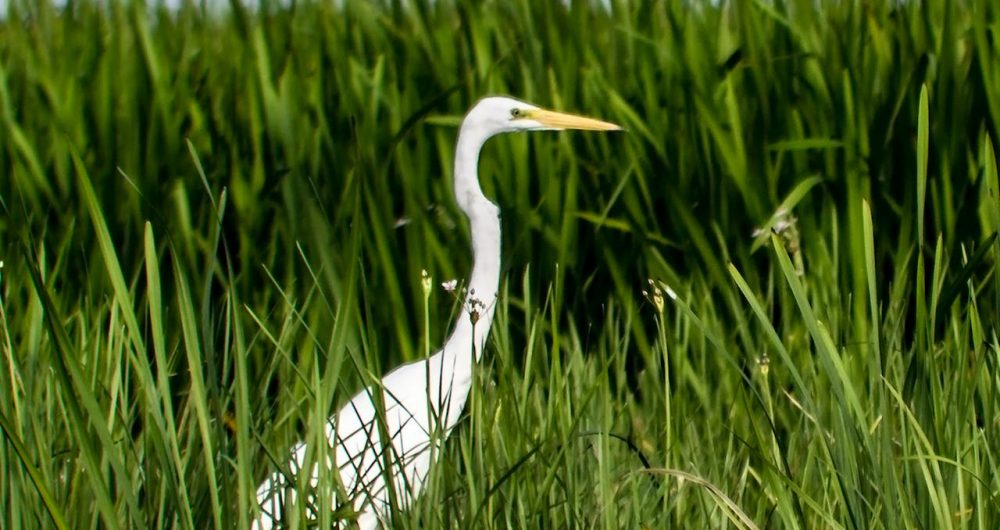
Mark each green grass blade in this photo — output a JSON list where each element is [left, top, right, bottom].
[[0, 408, 70, 530], [771, 234, 864, 423], [144, 223, 196, 530], [172, 257, 224, 530], [21, 244, 129, 530], [917, 84, 929, 246]]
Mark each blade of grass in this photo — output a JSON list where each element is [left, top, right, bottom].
[[0, 408, 70, 530], [917, 84, 929, 246], [22, 242, 130, 530], [771, 234, 865, 424], [144, 223, 196, 530], [172, 255, 224, 530]]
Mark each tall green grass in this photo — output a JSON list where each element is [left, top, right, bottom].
[[2, 0, 999, 527]]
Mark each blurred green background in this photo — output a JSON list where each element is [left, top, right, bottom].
[[2, 0, 1000, 528]]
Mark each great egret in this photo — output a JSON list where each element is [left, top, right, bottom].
[[252, 96, 621, 529]]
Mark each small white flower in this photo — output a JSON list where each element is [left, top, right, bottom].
[[441, 279, 458, 292], [774, 216, 796, 234], [644, 279, 665, 313], [421, 270, 432, 296], [756, 355, 771, 377], [754, 207, 798, 237]]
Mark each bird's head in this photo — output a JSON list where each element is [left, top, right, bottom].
[[462, 96, 622, 138]]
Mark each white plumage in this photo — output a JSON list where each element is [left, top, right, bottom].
[[252, 96, 621, 529]]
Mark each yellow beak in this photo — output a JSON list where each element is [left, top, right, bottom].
[[527, 109, 623, 131]]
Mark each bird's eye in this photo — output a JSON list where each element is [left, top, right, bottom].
[[510, 108, 522, 119]]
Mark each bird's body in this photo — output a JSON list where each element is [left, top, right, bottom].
[[252, 96, 620, 530]]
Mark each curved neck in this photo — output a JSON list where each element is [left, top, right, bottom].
[[426, 118, 503, 430], [442, 126, 501, 366]]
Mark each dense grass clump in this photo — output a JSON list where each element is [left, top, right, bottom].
[[2, 0, 1000, 528]]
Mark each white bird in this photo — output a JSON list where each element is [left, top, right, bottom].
[[252, 96, 621, 530]]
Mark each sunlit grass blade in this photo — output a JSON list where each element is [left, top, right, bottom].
[[636, 468, 759, 530]]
